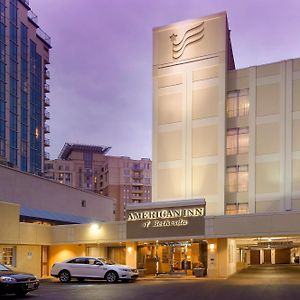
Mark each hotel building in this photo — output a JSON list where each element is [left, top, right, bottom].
[[152, 12, 300, 216], [44, 143, 152, 221], [0, 0, 51, 174], [1, 12, 300, 279]]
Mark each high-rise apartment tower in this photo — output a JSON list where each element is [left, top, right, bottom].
[[0, 0, 51, 174]]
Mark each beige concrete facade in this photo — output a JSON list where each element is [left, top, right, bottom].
[[152, 12, 233, 216], [3, 200, 300, 278], [0, 164, 114, 222], [152, 12, 300, 216]]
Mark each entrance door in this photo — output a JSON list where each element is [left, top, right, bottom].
[[250, 250, 260, 265], [41, 246, 49, 277], [264, 249, 271, 264]]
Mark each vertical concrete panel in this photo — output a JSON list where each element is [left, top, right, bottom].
[[249, 67, 257, 213]]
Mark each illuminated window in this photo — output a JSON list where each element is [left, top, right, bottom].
[[226, 127, 249, 155], [226, 89, 249, 118], [226, 165, 248, 192], [225, 203, 249, 215], [1, 247, 15, 266]]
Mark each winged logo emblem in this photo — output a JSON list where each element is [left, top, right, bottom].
[[170, 21, 204, 59]]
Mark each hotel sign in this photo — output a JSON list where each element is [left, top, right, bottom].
[[126, 202, 205, 240]]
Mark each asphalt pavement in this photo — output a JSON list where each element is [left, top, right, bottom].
[[2, 265, 300, 300]]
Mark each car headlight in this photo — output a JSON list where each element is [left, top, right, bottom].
[[120, 268, 130, 272], [0, 276, 17, 283]]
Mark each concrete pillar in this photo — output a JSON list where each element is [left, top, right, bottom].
[[207, 238, 230, 278], [207, 238, 218, 278], [125, 242, 137, 268]]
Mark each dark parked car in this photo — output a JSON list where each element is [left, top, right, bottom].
[[0, 263, 39, 297]]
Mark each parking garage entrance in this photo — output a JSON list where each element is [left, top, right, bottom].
[[236, 238, 297, 265]]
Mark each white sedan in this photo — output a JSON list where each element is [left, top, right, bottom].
[[51, 257, 138, 283]]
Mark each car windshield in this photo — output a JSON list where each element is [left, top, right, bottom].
[[98, 258, 116, 265], [0, 264, 10, 271]]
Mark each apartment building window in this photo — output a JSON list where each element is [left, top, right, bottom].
[[65, 173, 71, 185], [81, 200, 86, 208], [226, 127, 249, 155], [226, 89, 249, 118], [83, 151, 92, 169], [226, 165, 248, 192]]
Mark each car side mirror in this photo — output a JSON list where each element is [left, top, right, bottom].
[[95, 261, 103, 266]]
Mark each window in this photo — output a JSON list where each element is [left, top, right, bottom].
[[83, 151, 93, 169], [226, 165, 248, 192], [68, 258, 86, 264], [81, 200, 86, 207], [226, 203, 249, 215], [1, 247, 15, 266], [226, 89, 249, 118], [226, 127, 249, 155]]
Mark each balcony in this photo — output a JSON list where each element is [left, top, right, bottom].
[[44, 124, 50, 134], [27, 10, 38, 27], [44, 96, 50, 107], [44, 111, 50, 120], [132, 188, 143, 194], [19, 0, 30, 8], [44, 83, 50, 93], [132, 181, 143, 186], [36, 27, 52, 48], [44, 68, 50, 79], [131, 194, 144, 201], [132, 173, 143, 180], [44, 138, 50, 147], [132, 165, 143, 171], [44, 151, 50, 160]]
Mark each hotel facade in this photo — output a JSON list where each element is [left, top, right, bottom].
[[1, 12, 300, 279]]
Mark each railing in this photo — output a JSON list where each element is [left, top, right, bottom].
[[44, 124, 50, 133], [44, 83, 50, 92], [132, 165, 142, 171], [45, 69, 50, 79], [44, 138, 50, 147], [19, 0, 30, 6], [44, 111, 50, 119], [37, 27, 51, 47], [27, 10, 38, 26], [44, 151, 50, 160], [132, 173, 143, 179], [44, 96, 50, 106]]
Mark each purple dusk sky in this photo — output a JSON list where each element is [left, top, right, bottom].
[[30, 0, 300, 160]]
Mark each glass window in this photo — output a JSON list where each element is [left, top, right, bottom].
[[0, 247, 15, 266], [226, 127, 249, 155], [226, 165, 248, 192], [226, 89, 249, 118], [226, 203, 249, 215]]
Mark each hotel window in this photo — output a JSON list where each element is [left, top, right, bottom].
[[225, 203, 249, 215], [226, 165, 248, 192], [226, 89, 249, 118], [1, 247, 15, 267], [226, 127, 249, 155]]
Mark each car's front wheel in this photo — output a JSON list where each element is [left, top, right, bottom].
[[59, 270, 71, 283], [105, 271, 118, 283]]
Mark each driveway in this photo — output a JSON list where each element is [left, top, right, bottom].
[[2, 265, 300, 299]]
